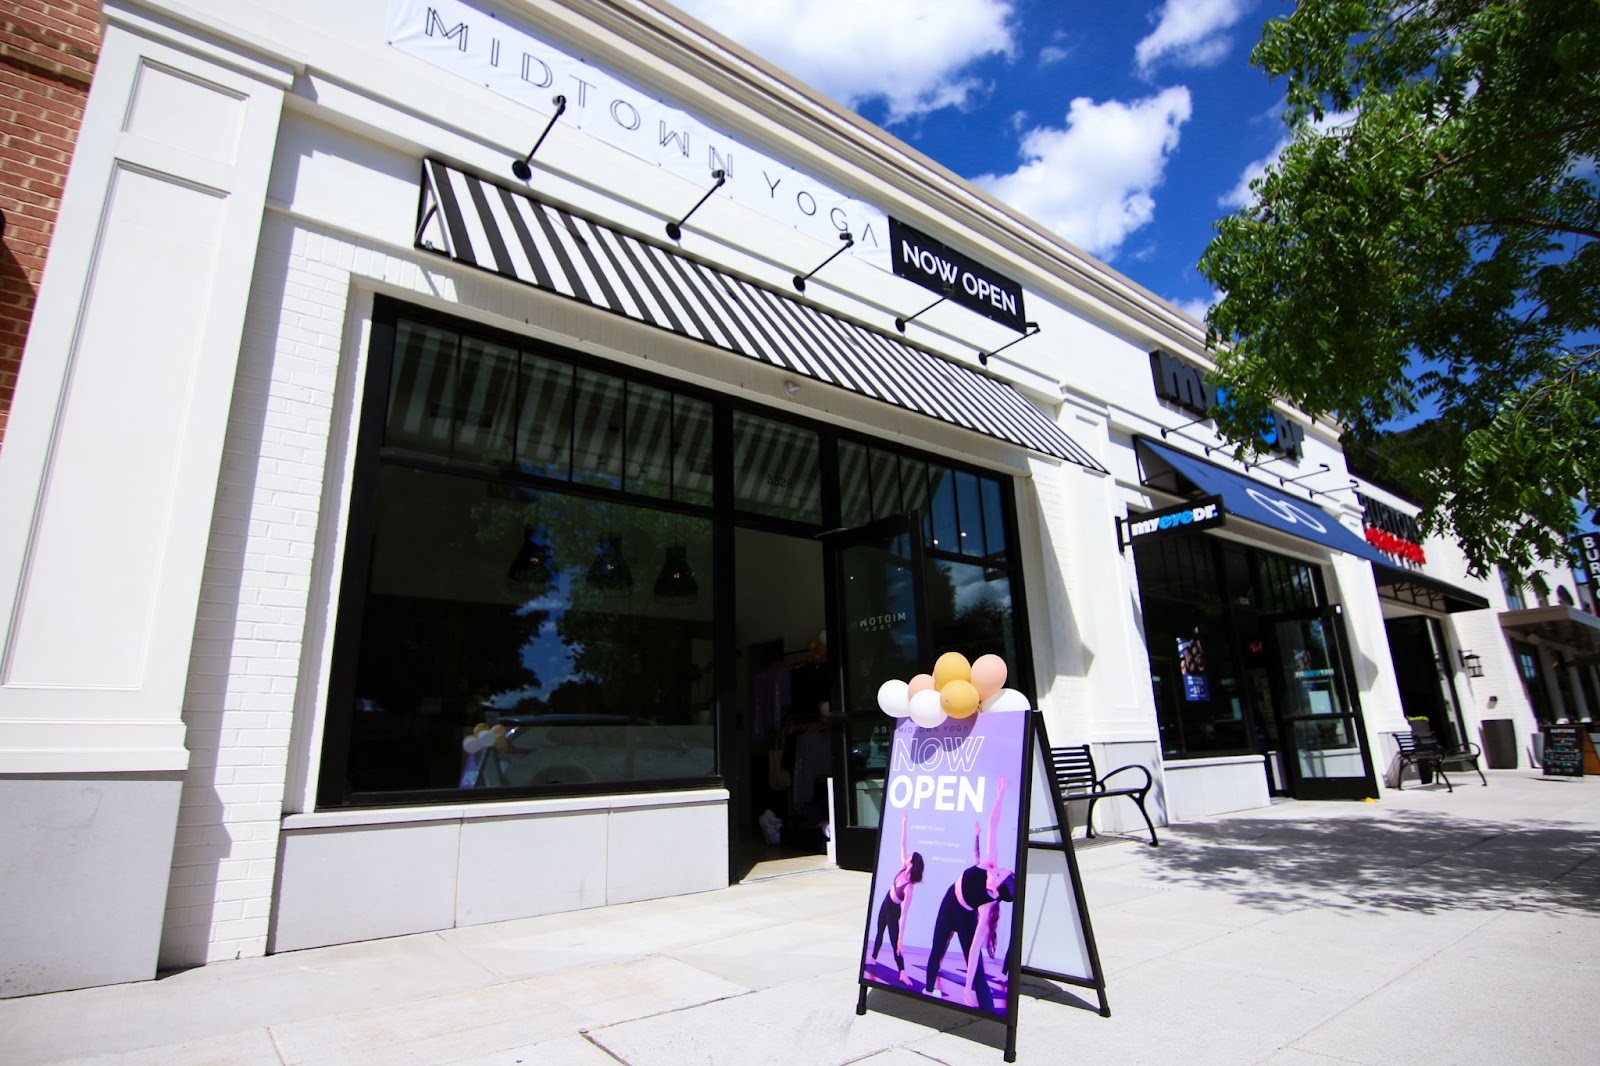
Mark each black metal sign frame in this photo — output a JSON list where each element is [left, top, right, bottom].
[[854, 711, 1108, 1061], [1116, 495, 1227, 552]]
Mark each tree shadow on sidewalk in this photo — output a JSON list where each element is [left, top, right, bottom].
[[1139, 807, 1600, 916]]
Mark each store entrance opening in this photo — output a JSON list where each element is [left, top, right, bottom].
[[728, 527, 833, 883], [1385, 615, 1466, 750], [1260, 607, 1379, 799]]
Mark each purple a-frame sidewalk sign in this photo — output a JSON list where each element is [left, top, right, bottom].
[[853, 709, 1109, 1061]]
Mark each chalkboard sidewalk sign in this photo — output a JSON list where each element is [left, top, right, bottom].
[[1543, 725, 1585, 778], [854, 709, 1109, 1061]]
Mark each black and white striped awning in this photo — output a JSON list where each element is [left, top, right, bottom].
[[414, 160, 1103, 470]]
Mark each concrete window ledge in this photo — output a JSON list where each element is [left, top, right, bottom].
[[280, 787, 730, 830], [271, 788, 731, 953], [1161, 754, 1265, 771]]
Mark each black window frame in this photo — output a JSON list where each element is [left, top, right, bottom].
[[317, 297, 1036, 809], [1133, 531, 1329, 760]]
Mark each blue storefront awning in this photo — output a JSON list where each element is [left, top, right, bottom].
[[1137, 438, 1389, 566]]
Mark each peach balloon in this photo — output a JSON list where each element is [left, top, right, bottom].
[[970, 654, 1008, 700], [932, 651, 972, 690], [940, 679, 981, 719], [907, 673, 937, 697]]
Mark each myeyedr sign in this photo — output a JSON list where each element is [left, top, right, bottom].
[[1117, 496, 1226, 551]]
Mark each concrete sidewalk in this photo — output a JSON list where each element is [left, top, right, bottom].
[[3, 771, 1598, 1065]]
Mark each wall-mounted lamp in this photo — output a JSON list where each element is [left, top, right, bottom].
[[894, 286, 952, 333], [976, 322, 1040, 366], [510, 95, 568, 181], [1459, 650, 1484, 678], [665, 169, 726, 241], [792, 231, 853, 292], [1309, 478, 1360, 499], [1249, 454, 1294, 475], [1159, 414, 1212, 439], [1279, 462, 1330, 487]]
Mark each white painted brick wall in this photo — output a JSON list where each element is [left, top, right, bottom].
[[161, 215, 354, 968], [160, 209, 618, 966]]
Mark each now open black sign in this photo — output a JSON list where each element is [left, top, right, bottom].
[[890, 218, 1027, 332]]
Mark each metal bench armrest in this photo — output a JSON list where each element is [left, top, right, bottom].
[[1097, 763, 1152, 795]]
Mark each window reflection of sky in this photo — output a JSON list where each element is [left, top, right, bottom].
[[496, 579, 578, 709]]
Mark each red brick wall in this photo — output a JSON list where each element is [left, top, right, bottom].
[[0, 1, 100, 449]]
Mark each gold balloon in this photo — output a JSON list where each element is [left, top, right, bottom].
[[932, 651, 972, 690], [941, 679, 981, 718]]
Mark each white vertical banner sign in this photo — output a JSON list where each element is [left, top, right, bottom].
[[387, 0, 891, 263]]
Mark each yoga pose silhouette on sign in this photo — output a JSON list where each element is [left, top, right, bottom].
[[922, 775, 1015, 1007], [869, 810, 924, 985]]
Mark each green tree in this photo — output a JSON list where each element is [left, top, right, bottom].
[[1199, 0, 1600, 576]]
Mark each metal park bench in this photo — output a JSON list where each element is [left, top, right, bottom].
[[1393, 729, 1488, 792], [1050, 744, 1159, 846]]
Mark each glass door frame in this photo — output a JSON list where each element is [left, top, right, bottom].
[[1260, 604, 1379, 800], [823, 512, 931, 871]]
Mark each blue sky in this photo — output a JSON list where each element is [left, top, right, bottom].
[[669, 0, 1292, 322]]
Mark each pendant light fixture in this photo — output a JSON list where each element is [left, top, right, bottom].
[[653, 543, 698, 603], [587, 534, 633, 593], [507, 525, 554, 588]]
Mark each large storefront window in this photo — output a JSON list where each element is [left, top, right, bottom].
[[346, 465, 715, 795], [324, 311, 718, 804], [321, 301, 1033, 808], [1134, 535, 1325, 758]]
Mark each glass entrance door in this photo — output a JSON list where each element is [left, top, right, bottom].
[[827, 514, 928, 870], [1263, 607, 1379, 799]]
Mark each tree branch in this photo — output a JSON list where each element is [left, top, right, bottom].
[[1418, 118, 1600, 180], [1478, 216, 1600, 242]]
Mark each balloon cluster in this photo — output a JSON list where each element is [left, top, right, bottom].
[[462, 723, 508, 754], [876, 652, 1030, 728]]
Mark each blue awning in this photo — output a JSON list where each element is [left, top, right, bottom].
[[1137, 438, 1388, 566]]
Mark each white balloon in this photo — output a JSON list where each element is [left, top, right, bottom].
[[908, 688, 948, 728], [877, 678, 911, 718], [982, 688, 1031, 713], [462, 734, 483, 753]]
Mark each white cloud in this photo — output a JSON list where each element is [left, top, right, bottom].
[[1219, 109, 1354, 209], [974, 87, 1194, 259], [1039, 44, 1071, 67], [1135, 0, 1254, 76], [670, 0, 1016, 122], [1173, 294, 1216, 322], [1219, 151, 1272, 209]]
